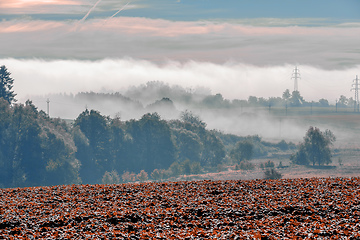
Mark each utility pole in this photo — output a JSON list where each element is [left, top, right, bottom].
[[335, 99, 338, 113], [291, 66, 301, 92], [351, 75, 359, 112], [46, 98, 50, 116]]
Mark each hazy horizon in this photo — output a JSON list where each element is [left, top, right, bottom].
[[1, 0, 360, 142]]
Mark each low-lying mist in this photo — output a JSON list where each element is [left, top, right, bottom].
[[3, 57, 358, 144], [5, 58, 360, 104], [24, 81, 360, 146]]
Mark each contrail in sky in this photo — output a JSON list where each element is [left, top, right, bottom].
[[109, 0, 132, 19], [80, 0, 102, 23]]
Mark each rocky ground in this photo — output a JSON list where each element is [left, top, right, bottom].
[[1, 177, 360, 239]]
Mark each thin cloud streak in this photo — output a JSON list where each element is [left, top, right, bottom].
[[0, 0, 80, 8], [0, 0, 84, 14], [0, 18, 359, 69], [108, 1, 132, 19], [80, 0, 102, 23]]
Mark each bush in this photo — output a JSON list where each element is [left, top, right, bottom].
[[278, 161, 284, 168], [260, 160, 275, 169], [169, 162, 182, 177], [137, 170, 148, 182], [102, 170, 120, 184], [237, 161, 255, 170], [230, 140, 254, 163], [265, 160, 275, 168], [276, 140, 289, 151], [264, 169, 282, 180], [191, 161, 201, 174], [122, 171, 136, 183], [151, 169, 162, 181]]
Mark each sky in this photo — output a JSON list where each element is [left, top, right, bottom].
[[0, 0, 360, 104]]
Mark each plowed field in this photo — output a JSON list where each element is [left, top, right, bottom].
[[1, 178, 360, 239]]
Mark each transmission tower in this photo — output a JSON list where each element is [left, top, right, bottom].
[[291, 66, 301, 92], [351, 75, 359, 112]]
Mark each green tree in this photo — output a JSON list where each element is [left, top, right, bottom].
[[318, 98, 329, 107], [74, 109, 111, 183], [102, 170, 120, 184], [150, 169, 162, 181], [291, 127, 336, 166], [0, 99, 79, 187], [201, 132, 226, 167], [290, 90, 304, 107], [169, 161, 182, 177], [174, 129, 203, 162], [42, 131, 74, 185], [180, 110, 206, 127], [230, 140, 254, 163], [338, 95, 348, 107], [9, 101, 44, 187], [0, 65, 16, 104], [264, 168, 282, 179], [126, 113, 177, 173], [282, 89, 291, 101], [109, 117, 130, 172], [248, 96, 258, 106], [137, 170, 148, 182]]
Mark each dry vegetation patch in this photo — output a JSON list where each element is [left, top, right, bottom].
[[1, 178, 360, 239]]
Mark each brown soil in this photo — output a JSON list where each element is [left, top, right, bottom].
[[1, 178, 360, 239]]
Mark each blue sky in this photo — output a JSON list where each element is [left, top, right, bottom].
[[131, 0, 360, 21], [1, 0, 359, 23]]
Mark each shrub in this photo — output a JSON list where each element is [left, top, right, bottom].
[[264, 160, 275, 168], [170, 162, 182, 177], [278, 161, 284, 168], [137, 170, 148, 182], [276, 140, 289, 150], [237, 161, 255, 170], [191, 162, 201, 174], [151, 169, 162, 181], [102, 170, 120, 184], [264, 169, 282, 180], [122, 171, 136, 183]]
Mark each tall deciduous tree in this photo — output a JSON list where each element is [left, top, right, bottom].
[[0, 65, 16, 104], [290, 90, 305, 107], [126, 113, 177, 172], [291, 126, 336, 166], [74, 109, 111, 183], [230, 140, 254, 163]]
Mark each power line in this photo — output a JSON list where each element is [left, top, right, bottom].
[[351, 75, 359, 112], [291, 66, 301, 92]]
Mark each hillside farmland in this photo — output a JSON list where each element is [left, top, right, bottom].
[[1, 177, 359, 239]]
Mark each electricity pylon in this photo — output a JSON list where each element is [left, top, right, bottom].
[[351, 75, 359, 112], [291, 66, 301, 92]]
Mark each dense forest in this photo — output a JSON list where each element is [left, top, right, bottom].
[[1, 66, 340, 188], [0, 97, 296, 188]]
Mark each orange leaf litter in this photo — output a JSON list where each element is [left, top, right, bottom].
[[0, 178, 359, 239]]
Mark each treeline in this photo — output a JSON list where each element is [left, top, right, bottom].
[[0, 98, 294, 188], [37, 82, 357, 121]]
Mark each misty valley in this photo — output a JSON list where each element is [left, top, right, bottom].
[[1, 78, 360, 188]]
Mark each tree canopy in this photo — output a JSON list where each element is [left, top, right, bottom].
[[0, 65, 16, 104], [230, 140, 254, 163], [291, 126, 336, 166]]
